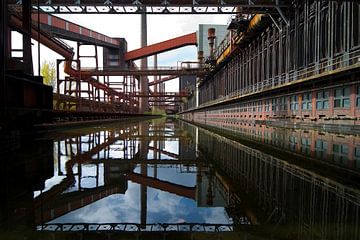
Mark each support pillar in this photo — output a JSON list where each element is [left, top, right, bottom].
[[22, 0, 33, 75], [154, 54, 158, 110], [139, 12, 148, 113], [0, 0, 7, 118], [139, 121, 149, 227]]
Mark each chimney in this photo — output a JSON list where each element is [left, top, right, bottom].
[[207, 28, 216, 60]]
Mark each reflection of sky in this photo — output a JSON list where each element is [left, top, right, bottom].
[[42, 121, 230, 225], [50, 182, 231, 225]]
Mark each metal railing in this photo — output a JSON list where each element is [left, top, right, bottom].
[[37, 223, 233, 233], [196, 49, 360, 110], [81, 63, 210, 72]]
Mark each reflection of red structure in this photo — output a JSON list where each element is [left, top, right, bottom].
[[35, 185, 125, 224], [128, 173, 196, 200], [148, 146, 179, 159]]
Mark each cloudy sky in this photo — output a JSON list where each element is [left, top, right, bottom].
[[28, 14, 230, 91]]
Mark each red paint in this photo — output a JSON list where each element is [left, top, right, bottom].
[[124, 32, 197, 61]]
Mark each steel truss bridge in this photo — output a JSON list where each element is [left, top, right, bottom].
[[9, 0, 289, 14]]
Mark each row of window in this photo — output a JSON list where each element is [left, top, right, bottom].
[[210, 86, 360, 114]]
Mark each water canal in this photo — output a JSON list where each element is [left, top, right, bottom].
[[0, 117, 359, 240]]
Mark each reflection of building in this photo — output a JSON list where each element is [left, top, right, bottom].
[[179, 75, 197, 111], [195, 123, 360, 239], [196, 167, 227, 207]]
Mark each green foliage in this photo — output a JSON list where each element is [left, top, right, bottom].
[[41, 60, 56, 91], [151, 107, 167, 116]]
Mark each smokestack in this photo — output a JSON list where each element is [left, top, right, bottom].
[[207, 28, 216, 60], [198, 50, 204, 67]]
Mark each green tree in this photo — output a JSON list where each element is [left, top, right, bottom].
[[41, 60, 56, 92]]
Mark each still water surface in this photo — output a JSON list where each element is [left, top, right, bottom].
[[1, 117, 359, 239]]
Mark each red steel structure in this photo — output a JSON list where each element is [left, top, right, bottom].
[[124, 32, 197, 61], [7, 10, 197, 121]]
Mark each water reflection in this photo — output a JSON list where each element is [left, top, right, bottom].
[[0, 118, 359, 239], [31, 119, 233, 227]]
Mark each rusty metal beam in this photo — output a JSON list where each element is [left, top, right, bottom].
[[31, 13, 120, 48], [149, 75, 178, 86], [80, 68, 208, 77], [124, 32, 197, 61], [131, 91, 188, 98]]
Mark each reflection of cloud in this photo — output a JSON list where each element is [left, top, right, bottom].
[[51, 181, 231, 225]]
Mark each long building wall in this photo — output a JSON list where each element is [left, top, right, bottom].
[[185, 1, 360, 127]]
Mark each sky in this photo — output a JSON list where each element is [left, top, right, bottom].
[[28, 14, 231, 92]]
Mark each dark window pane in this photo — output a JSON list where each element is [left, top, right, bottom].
[[324, 91, 329, 98], [343, 98, 350, 108], [335, 89, 342, 97], [355, 147, 360, 157], [316, 140, 322, 148], [334, 99, 341, 108], [317, 92, 322, 99], [323, 142, 328, 150], [344, 87, 350, 96]]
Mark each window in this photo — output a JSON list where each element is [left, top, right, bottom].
[[333, 144, 349, 164], [355, 147, 360, 169], [357, 86, 360, 107], [279, 97, 287, 111], [265, 100, 270, 112], [257, 101, 262, 112], [289, 136, 297, 151], [315, 140, 328, 159], [272, 98, 278, 111], [316, 90, 329, 110], [302, 93, 312, 111], [301, 138, 311, 155], [334, 87, 350, 108], [290, 95, 299, 111]]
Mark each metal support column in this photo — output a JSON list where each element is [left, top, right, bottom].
[[154, 54, 158, 109], [22, 0, 33, 75], [139, 12, 148, 113], [0, 0, 7, 118]]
